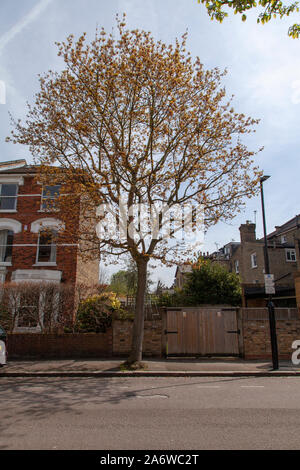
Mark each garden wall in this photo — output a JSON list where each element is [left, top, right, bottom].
[[6, 309, 300, 361], [7, 319, 163, 359], [7, 331, 113, 359], [240, 308, 300, 360]]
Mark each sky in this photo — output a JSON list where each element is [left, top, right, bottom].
[[0, 0, 299, 286]]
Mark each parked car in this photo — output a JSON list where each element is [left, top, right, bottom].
[[0, 325, 7, 366]]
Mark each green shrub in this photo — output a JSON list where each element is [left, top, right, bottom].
[[74, 294, 117, 333]]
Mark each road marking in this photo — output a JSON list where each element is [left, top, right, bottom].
[[197, 385, 221, 388], [241, 385, 265, 388], [136, 394, 169, 399]]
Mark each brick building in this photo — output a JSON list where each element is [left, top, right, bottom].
[[209, 218, 299, 307], [174, 216, 300, 307], [0, 159, 99, 331]]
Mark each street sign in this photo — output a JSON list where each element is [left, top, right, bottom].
[[0, 340, 6, 365], [264, 274, 275, 295]]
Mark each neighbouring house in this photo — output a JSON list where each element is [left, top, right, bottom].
[[174, 263, 193, 289], [174, 216, 300, 307], [208, 218, 300, 307], [0, 159, 99, 331]]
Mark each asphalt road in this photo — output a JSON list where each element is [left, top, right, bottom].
[[0, 376, 299, 450]]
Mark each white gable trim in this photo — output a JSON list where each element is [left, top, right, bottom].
[[31, 217, 65, 233], [0, 175, 24, 185], [0, 218, 22, 233]]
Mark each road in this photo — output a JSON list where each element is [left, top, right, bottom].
[[0, 376, 299, 450]]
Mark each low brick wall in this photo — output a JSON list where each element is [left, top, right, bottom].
[[6, 319, 163, 359], [113, 319, 162, 357], [241, 309, 300, 360], [7, 331, 113, 359]]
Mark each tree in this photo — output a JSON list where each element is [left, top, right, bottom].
[[7, 16, 261, 365], [182, 259, 242, 305], [198, 0, 300, 38], [110, 258, 153, 297], [110, 270, 137, 296]]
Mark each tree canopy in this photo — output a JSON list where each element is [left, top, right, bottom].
[[198, 0, 300, 37], [182, 259, 242, 306]]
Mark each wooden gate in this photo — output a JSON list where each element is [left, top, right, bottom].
[[166, 307, 240, 356]]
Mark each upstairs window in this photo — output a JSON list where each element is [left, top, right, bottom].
[[41, 185, 61, 211], [235, 259, 239, 274], [36, 230, 57, 263], [0, 230, 13, 263], [251, 252, 257, 268], [281, 235, 287, 244], [286, 249, 296, 262], [0, 184, 18, 211]]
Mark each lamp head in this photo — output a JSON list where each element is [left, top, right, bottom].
[[260, 175, 270, 183]]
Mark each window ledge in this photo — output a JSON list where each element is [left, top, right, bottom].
[[33, 262, 57, 267], [14, 327, 42, 333], [0, 210, 17, 213], [37, 209, 60, 213], [0, 262, 12, 266]]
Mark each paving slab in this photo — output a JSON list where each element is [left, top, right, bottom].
[[0, 357, 299, 377]]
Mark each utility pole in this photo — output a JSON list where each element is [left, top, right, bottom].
[[260, 175, 279, 370]]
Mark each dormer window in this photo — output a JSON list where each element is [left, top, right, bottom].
[[41, 185, 61, 211], [0, 184, 18, 211]]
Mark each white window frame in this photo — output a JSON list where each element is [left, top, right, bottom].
[[235, 259, 239, 274], [0, 183, 18, 212], [251, 252, 257, 268], [281, 235, 287, 244], [40, 185, 61, 212], [35, 230, 57, 266], [285, 249, 296, 262], [0, 229, 13, 265]]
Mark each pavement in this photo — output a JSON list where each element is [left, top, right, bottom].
[[0, 357, 299, 377]]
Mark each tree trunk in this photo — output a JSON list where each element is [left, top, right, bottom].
[[128, 258, 148, 363]]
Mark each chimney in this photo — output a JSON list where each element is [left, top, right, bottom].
[[239, 222, 256, 243]]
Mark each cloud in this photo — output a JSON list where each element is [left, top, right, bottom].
[[0, 0, 54, 56]]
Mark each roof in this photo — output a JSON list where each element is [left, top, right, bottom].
[[267, 214, 300, 239], [0, 159, 39, 175]]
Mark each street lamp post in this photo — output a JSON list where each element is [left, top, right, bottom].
[[260, 175, 279, 370]]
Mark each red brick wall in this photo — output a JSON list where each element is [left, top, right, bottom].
[[113, 320, 162, 357], [0, 175, 79, 284], [241, 309, 300, 360], [6, 320, 163, 359], [7, 331, 113, 359]]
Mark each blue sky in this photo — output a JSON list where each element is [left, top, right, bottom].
[[0, 0, 299, 286]]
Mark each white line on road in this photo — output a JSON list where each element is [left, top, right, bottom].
[[240, 385, 265, 388], [197, 385, 221, 388]]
